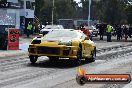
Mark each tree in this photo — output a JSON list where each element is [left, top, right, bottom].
[[125, 1, 132, 24], [80, 0, 131, 25], [35, 0, 132, 25], [35, 0, 79, 25], [35, 0, 44, 20]]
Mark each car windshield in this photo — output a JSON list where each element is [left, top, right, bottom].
[[44, 30, 81, 39]]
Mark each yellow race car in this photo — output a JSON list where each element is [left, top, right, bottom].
[[28, 29, 96, 64]]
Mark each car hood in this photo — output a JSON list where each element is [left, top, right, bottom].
[[43, 37, 74, 43]]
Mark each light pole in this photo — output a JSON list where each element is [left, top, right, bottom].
[[88, 0, 91, 26], [52, 0, 54, 25]]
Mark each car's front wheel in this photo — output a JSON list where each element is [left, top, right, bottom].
[[29, 55, 38, 64], [76, 47, 82, 64]]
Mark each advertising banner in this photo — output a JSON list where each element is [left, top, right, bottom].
[[8, 28, 19, 50]]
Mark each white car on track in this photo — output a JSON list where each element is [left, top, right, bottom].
[[40, 25, 64, 35], [84, 26, 99, 37]]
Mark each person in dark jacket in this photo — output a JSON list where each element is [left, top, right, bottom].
[[123, 26, 128, 42], [128, 25, 132, 38], [116, 25, 122, 40], [99, 24, 104, 40]]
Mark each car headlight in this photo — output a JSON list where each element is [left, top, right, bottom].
[[58, 41, 72, 46]]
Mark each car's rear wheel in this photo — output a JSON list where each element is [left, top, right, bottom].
[[90, 47, 96, 62], [29, 55, 38, 64]]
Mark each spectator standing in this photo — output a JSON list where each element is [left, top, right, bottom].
[[123, 26, 128, 42], [116, 25, 122, 40], [79, 25, 91, 40], [34, 21, 39, 34], [20, 22, 25, 36], [128, 25, 132, 38], [107, 24, 112, 42], [112, 26, 116, 36], [26, 22, 32, 38], [99, 24, 104, 40]]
